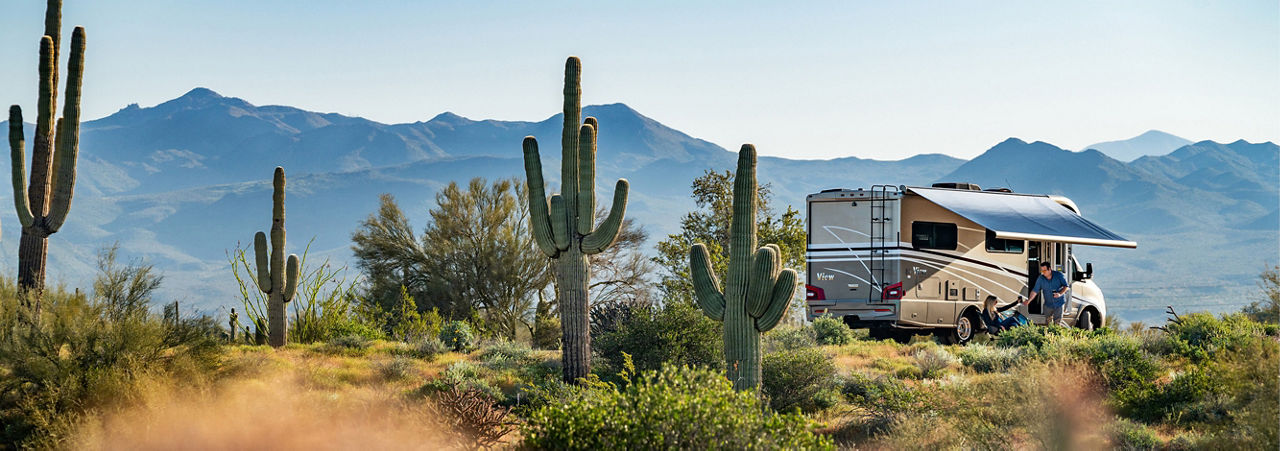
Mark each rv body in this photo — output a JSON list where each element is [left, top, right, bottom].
[[804, 184, 1135, 344]]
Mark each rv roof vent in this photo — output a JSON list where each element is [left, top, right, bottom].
[[820, 188, 845, 193], [983, 187, 1013, 193], [931, 182, 982, 191]]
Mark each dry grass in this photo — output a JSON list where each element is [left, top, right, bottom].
[[71, 345, 466, 450]]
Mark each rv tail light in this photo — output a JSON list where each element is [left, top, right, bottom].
[[874, 308, 892, 313], [882, 282, 904, 300], [813, 308, 828, 315], [806, 284, 826, 301]]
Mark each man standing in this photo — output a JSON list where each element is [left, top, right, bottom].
[[1025, 261, 1069, 326]]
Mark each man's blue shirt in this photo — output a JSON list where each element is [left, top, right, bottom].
[[1033, 270, 1069, 309]]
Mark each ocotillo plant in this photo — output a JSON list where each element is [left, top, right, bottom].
[[523, 56, 629, 383], [255, 167, 300, 348], [690, 145, 797, 390], [8, 0, 86, 303]]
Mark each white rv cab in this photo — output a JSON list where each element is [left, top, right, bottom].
[[804, 183, 1136, 344]]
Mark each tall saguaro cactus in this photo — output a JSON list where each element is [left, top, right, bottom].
[[8, 0, 86, 302], [523, 56, 629, 383], [690, 145, 797, 390], [255, 167, 300, 348]]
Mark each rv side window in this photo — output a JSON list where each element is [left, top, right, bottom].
[[911, 222, 957, 250], [985, 230, 1025, 253]]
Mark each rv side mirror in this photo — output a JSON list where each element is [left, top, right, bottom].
[[1085, 263, 1093, 279]]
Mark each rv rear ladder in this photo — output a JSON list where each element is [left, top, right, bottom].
[[869, 185, 894, 302]]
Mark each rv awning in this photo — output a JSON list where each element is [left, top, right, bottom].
[[908, 187, 1137, 248]]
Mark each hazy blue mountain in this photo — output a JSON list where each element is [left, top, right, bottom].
[[1084, 130, 1193, 162], [0, 90, 1272, 324]]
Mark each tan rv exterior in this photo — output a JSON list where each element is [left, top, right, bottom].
[[806, 185, 1131, 344]]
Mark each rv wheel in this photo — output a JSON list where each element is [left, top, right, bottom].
[[944, 313, 978, 345], [1077, 309, 1096, 330]]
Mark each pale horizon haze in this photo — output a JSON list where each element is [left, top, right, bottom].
[[2, 1, 1276, 160]]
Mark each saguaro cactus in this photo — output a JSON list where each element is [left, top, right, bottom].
[[690, 145, 797, 390], [523, 56, 629, 383], [255, 167, 300, 348], [8, 0, 86, 302]]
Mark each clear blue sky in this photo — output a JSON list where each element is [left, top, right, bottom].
[[2, 1, 1276, 159]]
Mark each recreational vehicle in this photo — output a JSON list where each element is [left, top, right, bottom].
[[804, 183, 1136, 344]]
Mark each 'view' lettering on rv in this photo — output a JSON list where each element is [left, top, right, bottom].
[[804, 183, 1136, 344]]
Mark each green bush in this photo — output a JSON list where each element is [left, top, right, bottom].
[[911, 344, 958, 379], [531, 312, 560, 350], [440, 320, 476, 352], [594, 301, 723, 374], [842, 373, 930, 421], [522, 365, 833, 450], [325, 319, 386, 341], [812, 315, 853, 345], [477, 339, 534, 367], [954, 344, 1022, 373], [327, 334, 373, 353], [765, 324, 818, 352], [377, 356, 416, 380], [1108, 419, 1160, 450], [1163, 312, 1264, 362], [0, 255, 221, 448], [413, 337, 449, 361], [762, 347, 838, 413]]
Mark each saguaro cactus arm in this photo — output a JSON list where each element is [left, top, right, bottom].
[[45, 27, 84, 233], [254, 231, 270, 291], [283, 254, 299, 301], [522, 137, 559, 258], [581, 179, 628, 254], [9, 107, 34, 228], [756, 269, 796, 332], [575, 123, 596, 232], [690, 243, 725, 321]]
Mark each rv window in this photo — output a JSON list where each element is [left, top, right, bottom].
[[985, 230, 1025, 253], [911, 222, 957, 250]]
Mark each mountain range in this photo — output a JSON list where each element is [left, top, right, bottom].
[[1, 88, 1275, 323]]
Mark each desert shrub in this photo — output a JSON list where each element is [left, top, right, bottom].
[[478, 339, 534, 368], [594, 301, 723, 374], [376, 356, 416, 380], [0, 252, 221, 448], [1162, 312, 1264, 362], [429, 378, 518, 450], [912, 344, 958, 379], [762, 347, 838, 413], [842, 373, 930, 422], [327, 334, 372, 352], [531, 312, 560, 350], [440, 320, 476, 352], [413, 337, 449, 361], [765, 324, 818, 352], [954, 344, 1022, 373], [420, 361, 505, 401], [812, 315, 853, 345], [1108, 419, 1160, 450], [522, 365, 833, 450], [324, 319, 386, 341]]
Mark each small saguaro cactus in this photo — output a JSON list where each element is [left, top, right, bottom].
[[255, 167, 300, 348], [690, 145, 797, 391], [8, 0, 86, 303], [523, 56, 629, 383]]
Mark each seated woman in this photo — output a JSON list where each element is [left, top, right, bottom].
[[980, 295, 1024, 335]]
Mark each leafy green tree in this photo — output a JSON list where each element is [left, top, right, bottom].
[[351, 179, 552, 340], [654, 170, 805, 307]]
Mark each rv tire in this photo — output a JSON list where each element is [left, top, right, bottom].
[[1077, 308, 1096, 331], [941, 311, 979, 345]]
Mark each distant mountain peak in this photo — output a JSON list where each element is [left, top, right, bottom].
[[182, 87, 223, 99], [1084, 130, 1192, 162], [997, 137, 1028, 146]]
